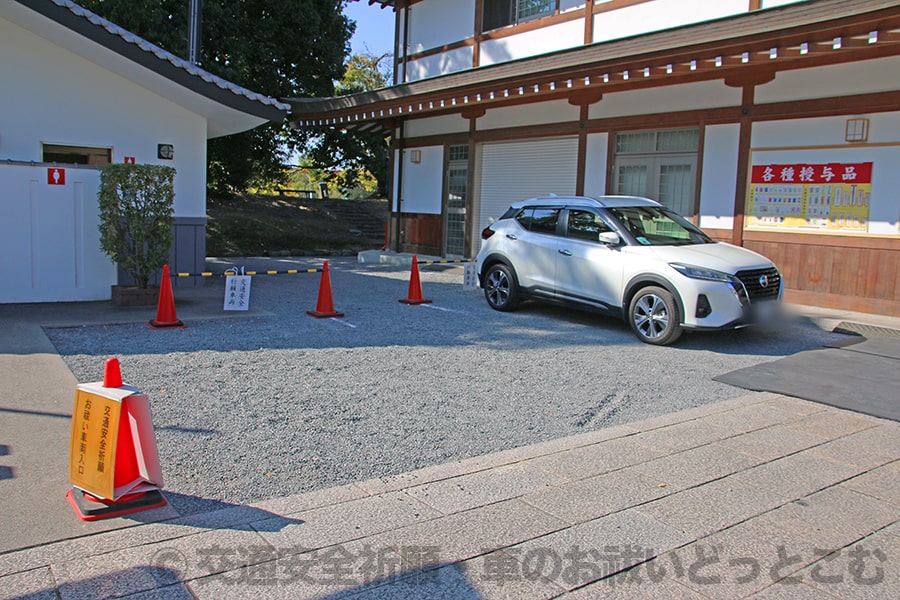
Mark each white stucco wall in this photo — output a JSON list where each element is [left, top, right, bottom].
[[405, 46, 474, 81], [405, 114, 469, 138], [480, 18, 584, 66], [699, 124, 741, 231], [583, 132, 609, 197], [406, 0, 475, 54], [753, 113, 900, 149], [590, 80, 741, 120], [397, 145, 443, 215], [0, 17, 207, 219], [592, 0, 748, 44], [477, 99, 579, 131], [755, 56, 900, 106]]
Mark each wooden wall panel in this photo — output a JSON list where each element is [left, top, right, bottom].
[[743, 234, 900, 316], [400, 213, 442, 256]]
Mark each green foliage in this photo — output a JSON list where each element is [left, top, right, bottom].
[[306, 53, 392, 197], [80, 0, 353, 193], [98, 164, 176, 288]]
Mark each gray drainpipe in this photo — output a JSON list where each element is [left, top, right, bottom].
[[394, 121, 405, 251]]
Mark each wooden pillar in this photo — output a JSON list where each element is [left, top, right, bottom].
[[576, 104, 589, 196], [732, 85, 755, 247], [583, 0, 594, 45], [473, 0, 483, 68]]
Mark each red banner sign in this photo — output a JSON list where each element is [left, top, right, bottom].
[[751, 162, 872, 185]]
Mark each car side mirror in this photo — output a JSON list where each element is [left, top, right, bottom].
[[598, 231, 621, 245]]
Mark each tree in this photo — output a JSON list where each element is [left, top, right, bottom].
[[79, 0, 353, 193], [306, 53, 392, 198], [98, 164, 176, 289]]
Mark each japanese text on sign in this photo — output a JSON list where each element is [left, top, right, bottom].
[[68, 389, 122, 498], [747, 162, 873, 232], [224, 274, 252, 311]]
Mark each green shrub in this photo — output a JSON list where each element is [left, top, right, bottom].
[[98, 164, 176, 289]]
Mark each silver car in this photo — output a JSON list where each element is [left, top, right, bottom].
[[476, 196, 783, 345]]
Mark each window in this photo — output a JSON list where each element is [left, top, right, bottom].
[[615, 129, 699, 154], [483, 0, 557, 32], [612, 128, 700, 216], [445, 144, 469, 256], [42, 144, 111, 165], [567, 210, 612, 241], [516, 207, 560, 233]]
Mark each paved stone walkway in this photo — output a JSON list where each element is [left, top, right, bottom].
[[2, 391, 898, 599]]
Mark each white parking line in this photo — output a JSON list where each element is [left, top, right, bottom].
[[420, 304, 457, 313]]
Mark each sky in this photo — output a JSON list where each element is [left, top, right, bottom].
[[344, 1, 396, 57]]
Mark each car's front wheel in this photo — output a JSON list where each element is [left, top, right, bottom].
[[483, 263, 519, 311], [628, 286, 682, 345]]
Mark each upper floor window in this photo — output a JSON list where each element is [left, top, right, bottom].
[[42, 144, 111, 165], [483, 0, 557, 32]]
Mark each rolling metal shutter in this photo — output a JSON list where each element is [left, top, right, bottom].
[[477, 137, 578, 238]]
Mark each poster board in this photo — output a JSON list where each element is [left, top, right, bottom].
[[68, 383, 164, 500], [224, 273, 252, 310], [746, 162, 873, 232]]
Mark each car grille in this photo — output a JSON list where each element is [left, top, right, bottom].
[[734, 267, 782, 304]]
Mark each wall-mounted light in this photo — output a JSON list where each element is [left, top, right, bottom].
[[845, 117, 869, 143], [409, 149, 422, 163]]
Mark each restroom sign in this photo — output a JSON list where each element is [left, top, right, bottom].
[[47, 168, 66, 185]]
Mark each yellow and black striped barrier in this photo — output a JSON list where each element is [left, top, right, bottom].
[[173, 268, 323, 278], [169, 258, 475, 279], [417, 258, 475, 265]]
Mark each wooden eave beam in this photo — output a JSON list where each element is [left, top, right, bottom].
[[290, 21, 900, 130]]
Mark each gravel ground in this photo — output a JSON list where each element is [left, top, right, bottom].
[[44, 256, 851, 516]]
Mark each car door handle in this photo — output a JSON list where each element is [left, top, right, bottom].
[[506, 233, 518, 240], [558, 249, 572, 256]]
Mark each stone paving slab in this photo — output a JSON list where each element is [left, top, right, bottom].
[[2, 394, 899, 600]]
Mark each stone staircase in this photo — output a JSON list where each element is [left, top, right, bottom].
[[323, 198, 388, 241]]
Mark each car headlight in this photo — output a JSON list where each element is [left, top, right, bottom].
[[669, 263, 733, 283]]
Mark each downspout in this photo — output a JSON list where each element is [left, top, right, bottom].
[[394, 122, 405, 252], [401, 2, 411, 84]]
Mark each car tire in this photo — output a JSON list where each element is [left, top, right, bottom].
[[628, 286, 682, 345], [483, 263, 519, 312]]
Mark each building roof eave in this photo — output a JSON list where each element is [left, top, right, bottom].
[[9, 0, 289, 133], [289, 0, 900, 132]]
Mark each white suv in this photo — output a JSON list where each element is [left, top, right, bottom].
[[476, 196, 783, 345]]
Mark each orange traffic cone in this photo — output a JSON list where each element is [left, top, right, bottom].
[[400, 255, 432, 305], [148, 265, 185, 329], [66, 357, 167, 521], [103, 355, 122, 387], [307, 261, 344, 318]]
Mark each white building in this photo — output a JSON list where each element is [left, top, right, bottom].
[[0, 0, 288, 303], [292, 0, 900, 317]]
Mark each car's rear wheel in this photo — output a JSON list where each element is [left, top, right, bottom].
[[628, 286, 682, 345], [483, 263, 519, 311]]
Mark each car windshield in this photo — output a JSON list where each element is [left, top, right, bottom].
[[607, 206, 712, 246]]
